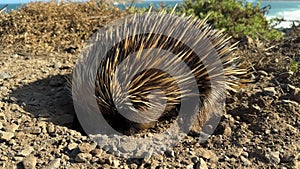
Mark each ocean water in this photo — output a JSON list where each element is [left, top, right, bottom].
[[1, 0, 300, 28], [259, 1, 300, 28]]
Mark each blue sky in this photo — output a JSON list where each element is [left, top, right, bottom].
[[0, 0, 182, 4], [0, 0, 88, 4], [1, 0, 43, 3], [1, 0, 47, 4]]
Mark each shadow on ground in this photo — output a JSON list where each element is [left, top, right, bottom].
[[9, 74, 85, 134]]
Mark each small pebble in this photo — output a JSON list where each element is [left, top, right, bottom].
[[22, 155, 37, 169], [67, 142, 78, 151], [240, 156, 251, 166], [198, 158, 208, 169], [0, 131, 14, 141], [78, 142, 96, 153], [19, 146, 34, 157], [44, 158, 61, 169], [0, 72, 10, 79], [165, 149, 175, 158], [75, 153, 92, 163], [267, 151, 280, 164], [191, 156, 199, 163]]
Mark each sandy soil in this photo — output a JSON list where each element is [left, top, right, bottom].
[[0, 2, 299, 169]]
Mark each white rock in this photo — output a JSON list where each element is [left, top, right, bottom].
[[44, 158, 61, 169], [67, 142, 78, 151], [22, 155, 37, 169], [113, 160, 120, 167], [75, 153, 92, 163], [263, 87, 277, 96], [199, 158, 208, 169], [240, 156, 251, 166], [267, 151, 280, 164], [19, 146, 34, 157], [78, 142, 96, 153], [0, 131, 14, 141]]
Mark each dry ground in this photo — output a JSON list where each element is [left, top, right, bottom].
[[0, 1, 299, 169]]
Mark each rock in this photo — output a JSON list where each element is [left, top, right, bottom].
[[198, 158, 208, 169], [287, 84, 298, 92], [242, 151, 249, 158], [191, 156, 199, 163], [0, 113, 6, 121], [54, 62, 62, 69], [223, 126, 232, 136], [229, 148, 243, 157], [67, 142, 78, 151], [26, 127, 42, 134], [186, 164, 194, 169], [240, 156, 251, 166], [90, 148, 102, 158], [5, 123, 19, 132], [44, 158, 61, 169], [0, 131, 14, 141], [294, 160, 300, 169], [263, 87, 277, 96], [14, 156, 24, 162], [22, 155, 37, 169], [75, 153, 92, 163], [47, 124, 55, 133], [271, 128, 279, 133], [129, 163, 138, 169], [281, 155, 294, 163], [252, 104, 261, 111], [106, 156, 113, 165], [143, 148, 153, 162], [0, 161, 5, 168], [0, 122, 3, 130], [198, 148, 218, 162], [112, 160, 120, 168], [293, 92, 300, 103], [10, 54, 20, 58], [286, 124, 298, 134], [78, 142, 96, 153], [287, 85, 300, 103], [165, 149, 175, 158], [19, 146, 34, 157], [0, 72, 10, 79], [266, 151, 280, 164]]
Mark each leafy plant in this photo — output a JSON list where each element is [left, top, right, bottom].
[[176, 0, 283, 41], [290, 60, 300, 73]]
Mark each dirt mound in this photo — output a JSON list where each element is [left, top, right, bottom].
[[0, 0, 124, 55]]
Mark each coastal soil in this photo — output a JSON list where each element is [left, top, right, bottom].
[[0, 1, 299, 169]]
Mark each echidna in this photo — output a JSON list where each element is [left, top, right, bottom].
[[71, 12, 247, 137]]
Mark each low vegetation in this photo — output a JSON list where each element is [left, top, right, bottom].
[[126, 0, 283, 41]]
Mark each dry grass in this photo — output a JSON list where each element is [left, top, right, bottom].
[[0, 0, 125, 55]]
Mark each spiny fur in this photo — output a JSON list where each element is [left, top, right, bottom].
[[72, 11, 248, 135]]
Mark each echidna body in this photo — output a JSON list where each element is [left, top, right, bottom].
[[72, 12, 247, 135]]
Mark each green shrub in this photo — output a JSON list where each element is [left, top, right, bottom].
[[177, 0, 283, 41], [290, 60, 300, 73]]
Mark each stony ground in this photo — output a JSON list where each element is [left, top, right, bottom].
[[0, 4, 300, 168], [0, 30, 299, 169]]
